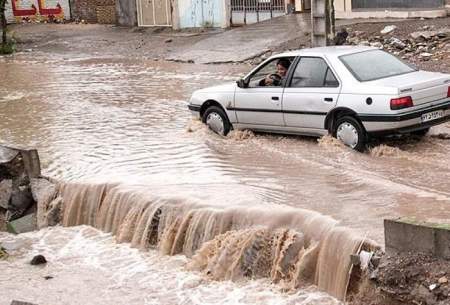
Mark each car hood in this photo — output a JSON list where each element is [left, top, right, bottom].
[[194, 82, 236, 94]]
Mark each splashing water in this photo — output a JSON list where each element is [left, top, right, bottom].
[[228, 129, 256, 141], [0, 225, 343, 305], [57, 182, 376, 300]]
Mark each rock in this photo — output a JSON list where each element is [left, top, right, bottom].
[[429, 283, 438, 291], [414, 284, 433, 300], [381, 25, 397, 35], [30, 178, 58, 228], [390, 37, 406, 50], [7, 213, 37, 234], [164, 38, 173, 43], [419, 52, 433, 61], [45, 197, 62, 227], [438, 276, 448, 284], [30, 254, 47, 265], [0, 179, 12, 209], [0, 209, 6, 231], [0, 146, 41, 221], [410, 30, 438, 40], [358, 40, 370, 46], [9, 184, 34, 221], [353, 30, 366, 37], [370, 41, 383, 48]]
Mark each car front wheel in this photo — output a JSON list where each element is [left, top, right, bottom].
[[334, 116, 367, 152], [202, 106, 231, 136]]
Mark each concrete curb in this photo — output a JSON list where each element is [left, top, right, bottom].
[[385, 218, 450, 259]]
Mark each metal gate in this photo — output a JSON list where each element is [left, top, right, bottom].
[[231, 0, 286, 25], [136, 0, 171, 26], [351, 0, 444, 9]]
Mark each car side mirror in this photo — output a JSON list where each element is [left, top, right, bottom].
[[236, 78, 248, 88]]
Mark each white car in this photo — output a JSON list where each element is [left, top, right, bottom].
[[188, 46, 450, 151]]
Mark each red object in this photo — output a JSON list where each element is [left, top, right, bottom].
[[11, 0, 37, 17], [390, 96, 414, 110], [447, 86, 450, 98], [37, 0, 62, 16]]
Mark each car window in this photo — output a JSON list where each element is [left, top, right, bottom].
[[290, 57, 339, 88], [339, 50, 416, 82], [247, 57, 294, 88], [325, 68, 339, 87]]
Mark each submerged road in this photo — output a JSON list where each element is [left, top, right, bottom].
[[1, 53, 449, 244]]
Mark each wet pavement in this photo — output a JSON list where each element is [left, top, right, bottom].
[[167, 13, 312, 63]]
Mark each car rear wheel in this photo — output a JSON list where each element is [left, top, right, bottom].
[[334, 116, 367, 152], [202, 106, 231, 136]]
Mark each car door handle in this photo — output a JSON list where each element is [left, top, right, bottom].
[[271, 96, 280, 101], [324, 97, 333, 102]]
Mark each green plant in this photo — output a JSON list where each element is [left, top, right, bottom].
[[0, 38, 15, 54]]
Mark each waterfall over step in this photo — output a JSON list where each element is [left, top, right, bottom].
[[58, 182, 375, 300]]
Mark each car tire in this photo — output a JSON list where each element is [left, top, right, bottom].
[[411, 128, 430, 137], [202, 106, 231, 136], [334, 116, 367, 152]]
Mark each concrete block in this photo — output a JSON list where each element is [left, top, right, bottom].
[[385, 219, 450, 259], [21, 149, 41, 178], [385, 219, 435, 255], [0, 146, 41, 178], [434, 225, 450, 259], [7, 213, 37, 234]]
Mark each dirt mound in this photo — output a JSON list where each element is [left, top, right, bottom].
[[374, 252, 450, 305]]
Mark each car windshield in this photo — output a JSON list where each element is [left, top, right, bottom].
[[339, 50, 416, 82]]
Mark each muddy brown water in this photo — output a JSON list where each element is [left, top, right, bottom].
[[0, 52, 449, 304]]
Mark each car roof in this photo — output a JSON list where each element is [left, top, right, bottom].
[[273, 46, 376, 58]]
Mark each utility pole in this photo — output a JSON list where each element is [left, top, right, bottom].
[[0, 0, 7, 46], [311, 0, 335, 47]]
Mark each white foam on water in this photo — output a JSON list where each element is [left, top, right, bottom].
[[0, 226, 342, 305], [0, 91, 28, 102]]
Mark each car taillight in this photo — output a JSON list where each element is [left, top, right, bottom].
[[390, 96, 413, 110], [447, 86, 450, 98]]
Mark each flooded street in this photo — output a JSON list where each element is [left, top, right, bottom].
[[1, 51, 450, 304], [1, 53, 449, 241]]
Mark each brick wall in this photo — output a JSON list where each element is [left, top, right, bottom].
[[71, 0, 117, 23], [96, 5, 117, 23]]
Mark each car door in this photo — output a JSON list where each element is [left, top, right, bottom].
[[282, 57, 341, 130], [234, 57, 293, 127]]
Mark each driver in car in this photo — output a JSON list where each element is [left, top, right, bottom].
[[259, 58, 291, 86]]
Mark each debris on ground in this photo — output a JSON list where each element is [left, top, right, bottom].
[[366, 252, 450, 305], [10, 301, 38, 305], [0, 146, 60, 234], [30, 254, 47, 265], [346, 18, 450, 73], [380, 25, 397, 35], [0, 244, 8, 259]]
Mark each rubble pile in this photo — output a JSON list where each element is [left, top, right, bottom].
[[0, 146, 61, 234], [347, 25, 450, 65], [373, 252, 450, 305]]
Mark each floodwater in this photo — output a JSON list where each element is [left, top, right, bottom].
[[1, 52, 450, 304]]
